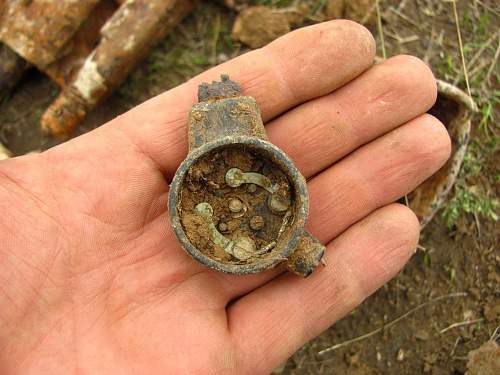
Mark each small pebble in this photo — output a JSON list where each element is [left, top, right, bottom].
[[249, 215, 265, 230]]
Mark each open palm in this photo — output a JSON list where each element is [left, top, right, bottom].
[[0, 21, 450, 374]]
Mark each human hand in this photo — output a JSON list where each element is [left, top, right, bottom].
[[0, 21, 450, 374]]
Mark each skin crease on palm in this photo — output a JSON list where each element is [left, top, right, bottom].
[[0, 21, 451, 375]]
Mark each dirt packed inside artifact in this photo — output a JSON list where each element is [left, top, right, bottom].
[[179, 146, 295, 264], [2, 1, 498, 373]]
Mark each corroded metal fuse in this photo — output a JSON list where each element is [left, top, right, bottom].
[[169, 75, 325, 277]]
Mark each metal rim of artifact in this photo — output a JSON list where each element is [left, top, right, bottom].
[[168, 135, 309, 275]]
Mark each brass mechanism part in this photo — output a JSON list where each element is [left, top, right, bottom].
[[194, 202, 255, 261], [225, 168, 278, 193], [194, 202, 280, 260]]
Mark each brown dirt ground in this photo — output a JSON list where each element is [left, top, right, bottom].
[[0, 1, 498, 374]]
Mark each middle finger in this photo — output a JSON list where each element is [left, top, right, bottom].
[[267, 55, 437, 178]]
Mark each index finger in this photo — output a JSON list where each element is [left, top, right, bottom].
[[109, 20, 375, 177]]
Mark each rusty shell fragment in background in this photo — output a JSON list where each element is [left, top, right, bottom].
[[0, 0, 100, 69], [44, 0, 118, 87], [0, 42, 30, 101], [41, 0, 196, 137], [409, 80, 478, 228]]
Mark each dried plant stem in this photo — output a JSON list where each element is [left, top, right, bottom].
[[485, 33, 500, 84], [451, 0, 472, 98], [440, 318, 483, 334], [388, 6, 421, 29], [318, 292, 467, 355], [467, 31, 498, 70], [490, 325, 500, 341], [375, 0, 386, 59]]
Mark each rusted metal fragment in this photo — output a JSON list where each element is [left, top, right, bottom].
[[0, 43, 30, 100], [325, 0, 376, 25], [0, 0, 99, 69], [44, 0, 118, 87], [41, 0, 197, 136], [287, 231, 325, 277], [409, 80, 477, 228], [198, 74, 241, 101], [169, 75, 323, 277]]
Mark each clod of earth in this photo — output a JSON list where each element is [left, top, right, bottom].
[[232, 6, 291, 49], [221, 0, 309, 23], [466, 341, 500, 375], [249, 215, 265, 231]]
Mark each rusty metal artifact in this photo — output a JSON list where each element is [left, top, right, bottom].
[[41, 0, 196, 136], [169, 75, 325, 277], [409, 80, 477, 228]]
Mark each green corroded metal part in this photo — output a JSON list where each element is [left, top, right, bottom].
[[225, 168, 278, 193], [169, 75, 325, 277], [194, 203, 232, 252], [194, 202, 254, 261]]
